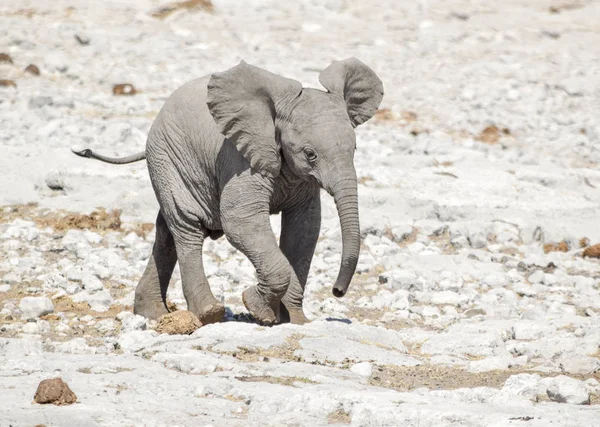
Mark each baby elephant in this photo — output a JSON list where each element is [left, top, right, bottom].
[[74, 58, 384, 325]]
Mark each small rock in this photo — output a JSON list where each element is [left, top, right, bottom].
[[155, 311, 200, 335], [501, 373, 541, 401], [25, 64, 40, 75], [450, 11, 469, 21], [583, 244, 600, 258], [22, 322, 40, 334], [81, 275, 104, 293], [113, 83, 137, 96], [118, 312, 147, 332], [0, 53, 13, 63], [0, 79, 17, 87], [528, 270, 545, 284], [74, 33, 90, 45], [34, 378, 77, 405], [464, 308, 486, 318], [19, 297, 54, 318], [559, 354, 600, 375], [430, 291, 463, 306], [350, 362, 373, 378], [546, 376, 590, 405], [55, 337, 94, 354], [542, 30, 560, 39], [0, 284, 10, 293]]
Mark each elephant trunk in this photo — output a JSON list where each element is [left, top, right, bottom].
[[330, 172, 360, 298]]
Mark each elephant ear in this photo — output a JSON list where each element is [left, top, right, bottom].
[[207, 61, 302, 178], [319, 58, 384, 127]]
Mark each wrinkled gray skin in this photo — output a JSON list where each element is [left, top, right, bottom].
[[75, 58, 383, 325]]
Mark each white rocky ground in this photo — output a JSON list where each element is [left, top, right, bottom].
[[1, 0, 600, 426]]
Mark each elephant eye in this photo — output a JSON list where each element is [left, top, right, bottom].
[[304, 147, 317, 162]]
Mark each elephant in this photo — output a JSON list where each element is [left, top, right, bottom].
[[73, 58, 384, 325]]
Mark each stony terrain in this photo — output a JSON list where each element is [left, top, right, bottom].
[[1, 0, 600, 426]]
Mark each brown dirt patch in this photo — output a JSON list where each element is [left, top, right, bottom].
[[155, 310, 201, 335], [151, 0, 214, 19], [328, 409, 351, 424], [0, 203, 122, 233], [223, 334, 305, 362], [235, 375, 316, 387], [543, 241, 569, 254], [373, 109, 418, 124], [1, 203, 153, 237], [370, 364, 600, 401], [34, 378, 77, 405], [583, 244, 600, 259]]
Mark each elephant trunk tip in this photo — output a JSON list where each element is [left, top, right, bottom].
[[332, 284, 348, 298]]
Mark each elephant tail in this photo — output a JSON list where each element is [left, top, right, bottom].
[[71, 148, 146, 165]]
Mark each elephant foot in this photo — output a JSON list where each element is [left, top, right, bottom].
[[280, 299, 310, 325], [134, 300, 169, 320], [188, 299, 225, 326], [242, 285, 279, 325]]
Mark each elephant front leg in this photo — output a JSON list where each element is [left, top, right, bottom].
[[221, 180, 299, 325], [279, 193, 321, 325]]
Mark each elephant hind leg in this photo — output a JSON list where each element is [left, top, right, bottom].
[[134, 210, 177, 320], [172, 222, 225, 325]]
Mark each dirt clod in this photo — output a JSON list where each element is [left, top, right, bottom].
[[113, 83, 137, 96], [155, 310, 201, 335], [477, 125, 510, 144], [25, 64, 40, 75], [583, 244, 600, 259], [0, 53, 13, 63], [34, 378, 77, 405], [0, 79, 17, 87], [543, 241, 569, 253]]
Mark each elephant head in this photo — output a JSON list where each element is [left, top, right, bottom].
[[206, 58, 384, 298]]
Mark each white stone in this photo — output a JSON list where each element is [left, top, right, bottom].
[[542, 273, 557, 286], [37, 320, 51, 334], [117, 330, 158, 353], [0, 284, 10, 293], [18, 296, 54, 318], [73, 290, 112, 312], [350, 362, 373, 378], [119, 313, 147, 332], [469, 356, 509, 373], [82, 275, 104, 293], [21, 322, 40, 334], [546, 376, 590, 405], [482, 273, 508, 288], [559, 354, 600, 375], [55, 337, 95, 354], [528, 270, 545, 284], [430, 291, 463, 306], [512, 323, 547, 340], [96, 319, 117, 334], [501, 373, 542, 401]]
